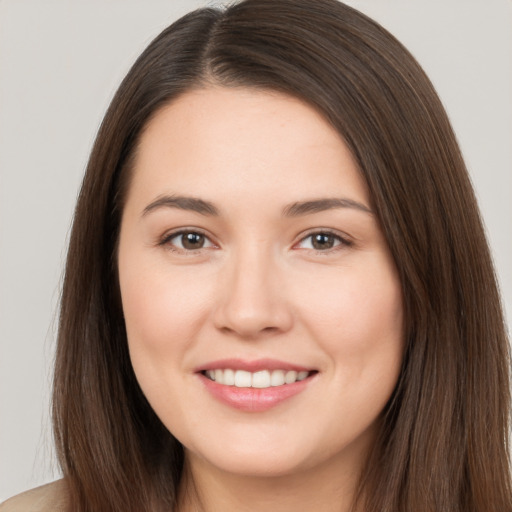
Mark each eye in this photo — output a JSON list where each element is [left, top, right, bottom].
[[295, 231, 350, 251], [162, 230, 215, 251]]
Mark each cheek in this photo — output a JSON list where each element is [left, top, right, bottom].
[[118, 257, 218, 423], [299, 260, 403, 436], [118, 254, 215, 365], [295, 259, 404, 371]]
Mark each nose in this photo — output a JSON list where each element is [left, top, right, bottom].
[[213, 245, 294, 339]]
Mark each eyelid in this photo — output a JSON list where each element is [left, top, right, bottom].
[[158, 227, 218, 253], [293, 228, 353, 251]]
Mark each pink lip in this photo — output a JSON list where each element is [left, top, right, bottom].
[[195, 359, 317, 412], [194, 358, 313, 373], [200, 375, 313, 412]]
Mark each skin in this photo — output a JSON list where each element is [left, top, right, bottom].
[[118, 86, 404, 512]]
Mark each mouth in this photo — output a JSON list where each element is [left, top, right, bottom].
[[201, 368, 314, 388], [196, 359, 318, 412]]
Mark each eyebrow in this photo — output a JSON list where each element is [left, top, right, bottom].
[[142, 194, 372, 218], [282, 198, 373, 216], [142, 195, 219, 217]]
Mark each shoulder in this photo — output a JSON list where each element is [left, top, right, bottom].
[[0, 480, 68, 512]]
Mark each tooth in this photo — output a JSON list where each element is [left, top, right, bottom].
[[234, 370, 252, 387], [223, 369, 235, 386], [270, 370, 285, 386], [207, 368, 310, 387], [285, 370, 298, 384], [252, 370, 271, 388]]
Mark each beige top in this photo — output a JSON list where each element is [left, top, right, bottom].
[[0, 481, 67, 512]]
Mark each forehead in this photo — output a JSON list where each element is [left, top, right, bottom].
[[127, 86, 369, 210]]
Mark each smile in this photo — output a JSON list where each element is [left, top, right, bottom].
[[197, 361, 317, 412], [203, 369, 311, 388]]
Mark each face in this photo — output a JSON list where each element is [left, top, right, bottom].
[[118, 87, 403, 479]]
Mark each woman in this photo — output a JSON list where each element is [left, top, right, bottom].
[[2, 0, 510, 510]]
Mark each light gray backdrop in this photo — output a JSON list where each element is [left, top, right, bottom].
[[1, 0, 511, 502]]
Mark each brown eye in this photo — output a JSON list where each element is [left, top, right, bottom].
[[296, 231, 349, 251], [181, 232, 205, 249], [311, 233, 337, 250], [165, 231, 214, 251]]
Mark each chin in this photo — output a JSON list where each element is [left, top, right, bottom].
[[190, 444, 314, 478]]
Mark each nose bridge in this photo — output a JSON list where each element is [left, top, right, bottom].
[[214, 241, 292, 337]]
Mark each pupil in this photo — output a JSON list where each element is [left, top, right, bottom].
[[312, 233, 334, 250], [183, 232, 204, 249]]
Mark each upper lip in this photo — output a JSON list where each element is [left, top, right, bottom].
[[194, 358, 314, 373]]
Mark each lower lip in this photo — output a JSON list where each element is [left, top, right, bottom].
[[199, 373, 314, 412]]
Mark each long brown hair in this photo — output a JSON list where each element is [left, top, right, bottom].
[[53, 1, 511, 510]]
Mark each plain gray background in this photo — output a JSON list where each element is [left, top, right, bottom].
[[1, 0, 511, 502]]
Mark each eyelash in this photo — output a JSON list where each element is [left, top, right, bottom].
[[294, 229, 353, 252], [158, 228, 216, 254], [158, 228, 352, 254]]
